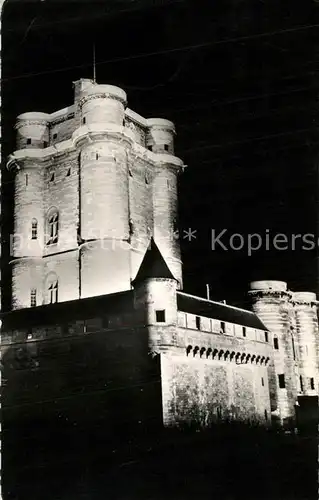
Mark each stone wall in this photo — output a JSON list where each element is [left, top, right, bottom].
[[160, 353, 270, 427]]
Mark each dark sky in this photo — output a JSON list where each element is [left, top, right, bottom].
[[2, 0, 319, 309]]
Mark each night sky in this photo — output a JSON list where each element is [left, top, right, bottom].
[[2, 0, 319, 310]]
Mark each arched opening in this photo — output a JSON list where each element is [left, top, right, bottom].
[[45, 273, 59, 304], [31, 218, 38, 240], [46, 208, 59, 245], [193, 346, 199, 357], [200, 347, 206, 358]]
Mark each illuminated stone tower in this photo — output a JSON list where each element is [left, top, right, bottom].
[[7, 78, 184, 310], [249, 281, 319, 427]]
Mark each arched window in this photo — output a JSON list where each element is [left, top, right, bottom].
[[46, 208, 59, 245], [45, 274, 58, 304], [31, 218, 38, 240], [49, 281, 58, 303]]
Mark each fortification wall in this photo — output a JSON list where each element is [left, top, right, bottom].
[[160, 353, 270, 426]]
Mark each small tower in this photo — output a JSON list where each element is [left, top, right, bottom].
[[292, 292, 319, 396], [146, 118, 183, 288], [132, 238, 178, 354], [248, 281, 298, 427]]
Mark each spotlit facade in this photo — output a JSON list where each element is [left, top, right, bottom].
[[2, 79, 318, 430]]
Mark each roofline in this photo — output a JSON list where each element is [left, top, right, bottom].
[[177, 291, 269, 331], [0, 289, 133, 320], [177, 291, 255, 315]]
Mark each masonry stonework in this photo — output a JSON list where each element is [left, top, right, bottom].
[[3, 78, 319, 433]]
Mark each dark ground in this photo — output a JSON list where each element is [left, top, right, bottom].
[[3, 417, 318, 500]]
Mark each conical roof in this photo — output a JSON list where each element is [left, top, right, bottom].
[[132, 238, 176, 285]]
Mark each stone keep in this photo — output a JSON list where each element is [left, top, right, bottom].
[[7, 79, 184, 309]]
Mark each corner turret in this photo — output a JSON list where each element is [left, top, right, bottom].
[[132, 239, 178, 352]]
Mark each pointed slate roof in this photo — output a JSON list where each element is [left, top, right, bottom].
[[132, 238, 176, 285]]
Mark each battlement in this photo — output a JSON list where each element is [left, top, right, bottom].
[[12, 79, 178, 156], [249, 280, 288, 292]]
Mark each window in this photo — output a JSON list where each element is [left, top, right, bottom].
[[66, 167, 71, 177], [145, 174, 149, 185], [47, 209, 59, 244], [264, 410, 268, 421], [102, 317, 109, 329], [49, 172, 55, 182], [265, 331, 269, 342], [195, 316, 201, 330], [274, 336, 279, 350], [291, 335, 296, 360], [82, 117, 86, 124], [261, 377, 264, 387], [27, 330, 33, 340], [155, 310, 166, 323], [30, 288, 37, 307], [300, 376, 303, 392], [26, 174, 28, 186], [53, 133, 57, 139], [96, 153, 99, 160], [242, 327, 246, 337], [310, 377, 315, 390], [164, 144, 169, 151], [278, 374, 285, 389], [48, 280, 58, 304], [44, 141, 48, 148], [31, 218, 38, 240], [220, 322, 225, 333], [148, 145, 152, 151], [129, 169, 133, 177], [27, 138, 31, 145]]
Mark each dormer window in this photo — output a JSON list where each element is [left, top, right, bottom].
[[155, 310, 166, 323]]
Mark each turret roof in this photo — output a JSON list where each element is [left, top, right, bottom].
[[132, 238, 176, 285]]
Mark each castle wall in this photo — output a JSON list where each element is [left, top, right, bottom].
[[43, 152, 79, 252], [79, 142, 130, 241], [12, 162, 44, 258], [2, 324, 153, 433], [50, 114, 75, 144], [128, 155, 153, 278], [152, 165, 182, 286], [11, 259, 43, 309], [160, 353, 270, 426], [293, 293, 319, 396], [80, 241, 131, 298]]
